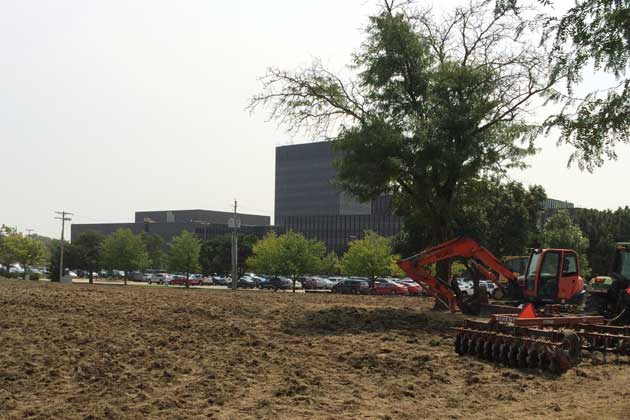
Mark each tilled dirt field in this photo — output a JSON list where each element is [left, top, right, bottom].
[[2, 280, 630, 419]]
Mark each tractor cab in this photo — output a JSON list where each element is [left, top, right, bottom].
[[522, 249, 585, 303]]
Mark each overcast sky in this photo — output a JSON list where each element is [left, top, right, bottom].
[[1, 0, 628, 239]]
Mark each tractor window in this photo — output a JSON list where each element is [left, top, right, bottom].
[[539, 251, 561, 299], [620, 252, 630, 279], [525, 253, 540, 291], [562, 253, 578, 276]]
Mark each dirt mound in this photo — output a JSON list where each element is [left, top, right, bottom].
[[1, 279, 630, 419]]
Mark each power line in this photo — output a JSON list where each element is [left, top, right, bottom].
[[55, 211, 73, 282]]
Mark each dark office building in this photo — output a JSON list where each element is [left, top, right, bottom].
[[71, 209, 271, 244], [275, 141, 402, 254]]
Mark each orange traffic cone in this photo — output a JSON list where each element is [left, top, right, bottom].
[[517, 303, 536, 319]]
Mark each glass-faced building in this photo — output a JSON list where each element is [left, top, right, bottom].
[[274, 141, 402, 254]]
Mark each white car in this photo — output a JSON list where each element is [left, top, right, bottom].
[[150, 273, 170, 285]]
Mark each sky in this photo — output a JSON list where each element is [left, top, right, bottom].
[[1, 0, 628, 239]]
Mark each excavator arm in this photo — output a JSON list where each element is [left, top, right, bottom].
[[397, 237, 519, 313]]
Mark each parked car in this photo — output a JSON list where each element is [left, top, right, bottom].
[[331, 278, 370, 294], [141, 273, 153, 282], [260, 276, 292, 291], [128, 271, 144, 281], [251, 276, 268, 288], [149, 273, 170, 285], [212, 275, 230, 286], [302, 276, 329, 290], [371, 279, 409, 295], [170, 275, 203, 286], [238, 276, 257, 289], [395, 279, 423, 295]]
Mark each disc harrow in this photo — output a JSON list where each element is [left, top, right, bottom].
[[454, 320, 576, 373], [454, 319, 630, 373]]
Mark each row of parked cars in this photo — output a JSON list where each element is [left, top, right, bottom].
[[455, 278, 500, 298], [329, 277, 428, 296]]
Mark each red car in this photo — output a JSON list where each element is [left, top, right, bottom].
[[169, 275, 203, 287], [396, 279, 423, 296], [370, 279, 409, 295]]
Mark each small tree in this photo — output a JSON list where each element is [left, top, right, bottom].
[[542, 210, 591, 278], [168, 231, 201, 285], [0, 227, 48, 277], [319, 252, 340, 276], [340, 231, 395, 284], [100, 229, 149, 285], [72, 231, 104, 284], [0, 226, 20, 272], [20, 238, 49, 274], [247, 231, 325, 292], [200, 234, 257, 277]]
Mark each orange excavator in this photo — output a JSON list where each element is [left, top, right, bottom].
[[397, 237, 586, 315]]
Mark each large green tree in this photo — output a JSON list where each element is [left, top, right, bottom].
[[339, 231, 398, 284], [247, 231, 325, 292], [168, 231, 201, 283], [393, 178, 546, 259], [199, 234, 258, 277], [100, 229, 149, 285], [251, 1, 553, 280], [542, 210, 591, 278]]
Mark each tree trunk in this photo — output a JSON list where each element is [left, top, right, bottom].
[[292, 278, 296, 293], [89, 271, 93, 284], [432, 213, 451, 311]]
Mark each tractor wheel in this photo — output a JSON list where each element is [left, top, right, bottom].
[[491, 288, 504, 300]]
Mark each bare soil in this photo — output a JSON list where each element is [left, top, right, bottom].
[[1, 279, 630, 419]]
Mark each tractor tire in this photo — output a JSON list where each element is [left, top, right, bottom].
[[491, 288, 504, 300]]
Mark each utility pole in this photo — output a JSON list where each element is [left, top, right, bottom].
[[230, 200, 239, 290], [55, 211, 73, 282], [25, 228, 34, 238]]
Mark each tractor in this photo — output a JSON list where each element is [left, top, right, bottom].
[[585, 242, 630, 323]]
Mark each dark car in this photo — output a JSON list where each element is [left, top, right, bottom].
[[169, 276, 203, 287], [238, 276, 257, 289], [261, 276, 292, 291], [331, 278, 370, 294], [301, 276, 328, 290]]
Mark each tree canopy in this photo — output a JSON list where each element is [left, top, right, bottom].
[[247, 231, 325, 292], [141, 233, 166, 270], [542, 210, 591, 278], [168, 231, 201, 281], [533, 0, 630, 170], [0, 226, 49, 274], [100, 229, 149, 285], [199, 234, 257, 277], [68, 231, 104, 284], [339, 231, 398, 282], [251, 0, 553, 271]]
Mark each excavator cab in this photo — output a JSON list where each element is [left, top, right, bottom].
[[522, 249, 585, 304]]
